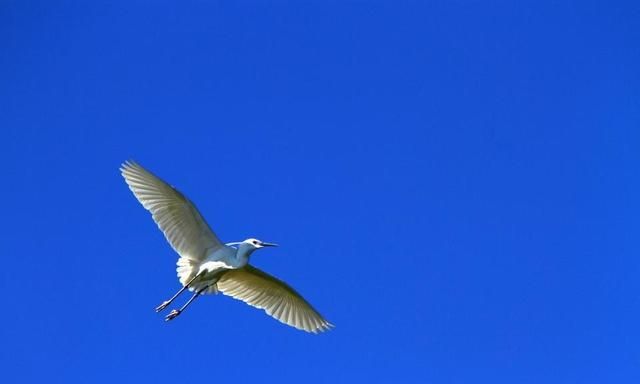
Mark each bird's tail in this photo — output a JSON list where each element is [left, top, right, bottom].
[[176, 257, 218, 294]]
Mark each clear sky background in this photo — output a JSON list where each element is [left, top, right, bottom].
[[1, 1, 639, 383]]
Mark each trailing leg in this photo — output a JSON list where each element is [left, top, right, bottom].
[[155, 273, 201, 312], [165, 285, 210, 321]]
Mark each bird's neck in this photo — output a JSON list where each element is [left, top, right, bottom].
[[234, 243, 255, 266]]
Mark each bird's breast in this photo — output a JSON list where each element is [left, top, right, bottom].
[[199, 260, 231, 273], [199, 246, 244, 273]]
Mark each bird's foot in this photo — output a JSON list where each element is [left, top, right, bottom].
[[155, 300, 171, 312], [165, 309, 181, 321]]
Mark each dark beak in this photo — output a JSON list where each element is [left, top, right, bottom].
[[261, 242, 278, 247]]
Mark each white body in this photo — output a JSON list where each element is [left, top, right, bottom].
[[181, 242, 256, 294]]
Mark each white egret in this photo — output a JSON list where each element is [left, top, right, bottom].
[[120, 161, 332, 333]]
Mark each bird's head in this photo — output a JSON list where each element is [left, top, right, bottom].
[[228, 238, 278, 260], [243, 238, 278, 250]]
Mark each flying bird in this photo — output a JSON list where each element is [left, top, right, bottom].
[[120, 161, 332, 333]]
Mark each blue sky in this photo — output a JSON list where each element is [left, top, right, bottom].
[[1, 1, 639, 383]]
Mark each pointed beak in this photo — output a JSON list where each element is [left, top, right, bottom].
[[261, 242, 278, 247]]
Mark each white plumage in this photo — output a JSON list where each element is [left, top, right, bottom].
[[120, 161, 332, 333]]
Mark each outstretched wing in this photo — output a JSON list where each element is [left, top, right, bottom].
[[120, 161, 223, 261], [217, 265, 333, 333]]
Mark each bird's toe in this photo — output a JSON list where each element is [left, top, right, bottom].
[[165, 309, 181, 321], [155, 301, 171, 312]]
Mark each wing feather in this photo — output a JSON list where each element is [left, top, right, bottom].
[[120, 161, 223, 261], [217, 266, 333, 333]]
